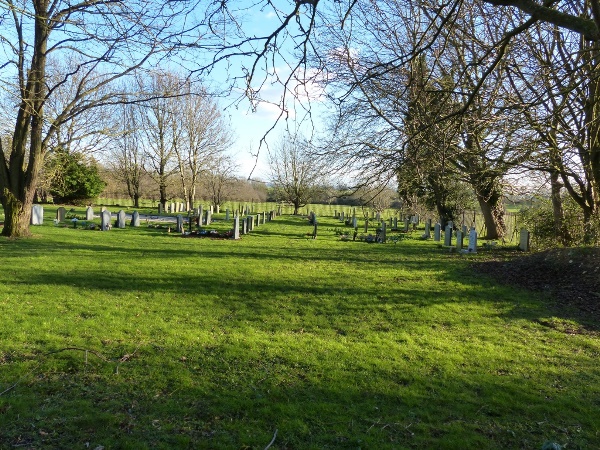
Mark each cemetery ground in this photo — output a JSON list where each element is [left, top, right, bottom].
[[0, 208, 599, 449]]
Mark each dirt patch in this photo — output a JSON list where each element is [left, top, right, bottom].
[[473, 247, 600, 325]]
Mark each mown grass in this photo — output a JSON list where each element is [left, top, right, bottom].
[[0, 207, 598, 449]]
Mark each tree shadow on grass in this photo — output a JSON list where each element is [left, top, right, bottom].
[[2, 336, 597, 449]]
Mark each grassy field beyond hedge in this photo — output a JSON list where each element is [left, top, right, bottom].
[[0, 209, 598, 449]]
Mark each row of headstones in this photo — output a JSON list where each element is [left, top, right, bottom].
[[158, 203, 284, 217], [334, 210, 420, 224], [233, 210, 279, 239], [430, 221, 530, 252]]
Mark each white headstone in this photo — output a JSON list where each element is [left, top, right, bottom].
[[233, 215, 240, 239], [468, 227, 477, 252], [86, 206, 94, 221], [31, 205, 44, 225], [101, 210, 111, 231]]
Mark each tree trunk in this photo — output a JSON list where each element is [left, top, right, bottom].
[[550, 171, 571, 245], [1, 188, 34, 237], [476, 187, 505, 240]]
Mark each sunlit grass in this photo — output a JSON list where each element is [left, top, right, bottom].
[[0, 208, 598, 449]]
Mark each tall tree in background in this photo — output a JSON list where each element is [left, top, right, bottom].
[[0, 0, 199, 237], [110, 102, 145, 208], [268, 135, 327, 215], [173, 84, 233, 210]]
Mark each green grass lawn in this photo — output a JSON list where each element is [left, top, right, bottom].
[[0, 209, 598, 449]]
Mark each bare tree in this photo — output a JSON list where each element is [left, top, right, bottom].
[[205, 154, 238, 212], [110, 102, 146, 208], [173, 83, 234, 209], [268, 135, 327, 215], [0, 0, 200, 237]]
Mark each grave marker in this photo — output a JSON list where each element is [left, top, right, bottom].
[[444, 224, 452, 246], [116, 210, 126, 228], [131, 211, 140, 227], [56, 207, 66, 223], [101, 210, 111, 231], [86, 206, 94, 221], [233, 215, 240, 239], [31, 205, 44, 225], [434, 223, 441, 241], [468, 227, 477, 252], [176, 215, 183, 233], [456, 230, 463, 251]]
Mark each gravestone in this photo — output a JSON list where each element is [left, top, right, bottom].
[[226, 209, 230, 221], [210, 205, 214, 214], [86, 206, 94, 221], [403, 218, 410, 232], [242, 217, 248, 235], [233, 215, 240, 239], [444, 224, 452, 246], [198, 206, 203, 225], [519, 228, 530, 252], [353, 216, 358, 229], [176, 215, 183, 233], [131, 211, 140, 227], [393, 217, 398, 229], [179, 202, 185, 212], [205, 210, 211, 226], [456, 230, 463, 251], [340, 211, 345, 222], [247, 215, 254, 232], [216, 205, 220, 214], [380, 222, 387, 243], [256, 213, 261, 227], [277, 205, 282, 216], [116, 210, 126, 228], [434, 223, 441, 241], [468, 227, 477, 252], [31, 205, 44, 225], [334, 210, 338, 219], [101, 210, 111, 231], [423, 219, 431, 239], [364, 219, 369, 233], [263, 211, 266, 224], [56, 207, 67, 223]]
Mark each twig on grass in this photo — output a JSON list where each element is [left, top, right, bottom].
[[264, 428, 278, 450], [0, 345, 142, 396]]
